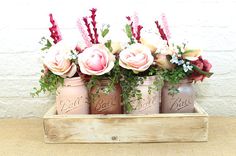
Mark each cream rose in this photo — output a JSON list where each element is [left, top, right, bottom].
[[78, 44, 115, 75], [119, 43, 154, 72], [155, 54, 175, 70], [182, 49, 201, 61], [111, 41, 122, 54], [43, 41, 77, 78], [140, 32, 169, 54]]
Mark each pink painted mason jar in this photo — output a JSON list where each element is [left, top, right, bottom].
[[161, 79, 195, 113], [90, 79, 122, 114], [128, 76, 161, 114], [56, 77, 89, 115]]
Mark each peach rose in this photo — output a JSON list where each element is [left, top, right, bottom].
[[78, 44, 115, 75], [43, 41, 77, 78], [182, 49, 201, 61], [155, 54, 175, 70], [119, 43, 154, 72], [140, 32, 169, 54]]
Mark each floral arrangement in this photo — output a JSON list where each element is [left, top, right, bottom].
[[32, 8, 213, 114]]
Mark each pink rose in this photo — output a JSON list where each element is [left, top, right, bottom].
[[43, 41, 77, 78], [119, 43, 154, 72], [78, 44, 115, 75]]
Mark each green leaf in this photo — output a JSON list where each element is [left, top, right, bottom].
[[125, 24, 132, 38], [101, 28, 109, 38], [104, 40, 113, 52], [192, 65, 213, 78]]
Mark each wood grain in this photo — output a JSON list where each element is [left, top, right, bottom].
[[43, 103, 208, 143]]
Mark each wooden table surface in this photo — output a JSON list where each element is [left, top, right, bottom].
[[0, 117, 235, 156]]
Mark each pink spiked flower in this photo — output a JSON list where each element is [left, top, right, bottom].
[[133, 12, 139, 35], [83, 17, 95, 43], [49, 13, 62, 44], [76, 19, 92, 48], [161, 13, 171, 40], [155, 20, 169, 45], [90, 8, 99, 44]]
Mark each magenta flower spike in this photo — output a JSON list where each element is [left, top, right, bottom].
[[49, 13, 62, 44], [83, 17, 95, 44], [90, 8, 99, 44], [155, 20, 168, 45]]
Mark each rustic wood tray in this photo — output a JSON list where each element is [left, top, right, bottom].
[[43, 103, 208, 143]]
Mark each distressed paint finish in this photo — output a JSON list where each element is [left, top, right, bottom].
[[43, 104, 208, 143]]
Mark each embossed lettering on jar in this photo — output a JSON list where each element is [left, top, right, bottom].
[[128, 76, 161, 114], [161, 79, 195, 113], [56, 77, 89, 115], [90, 79, 122, 114]]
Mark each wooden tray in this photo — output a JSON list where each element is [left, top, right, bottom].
[[43, 103, 208, 143]]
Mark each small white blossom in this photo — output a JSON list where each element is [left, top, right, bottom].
[[183, 62, 193, 72], [170, 55, 179, 64], [177, 60, 184, 65]]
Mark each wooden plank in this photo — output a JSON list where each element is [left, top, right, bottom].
[[43, 103, 208, 143]]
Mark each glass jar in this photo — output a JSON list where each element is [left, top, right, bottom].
[[90, 79, 122, 114], [161, 79, 195, 113], [127, 76, 161, 114], [56, 77, 89, 115]]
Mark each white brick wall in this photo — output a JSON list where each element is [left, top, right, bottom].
[[0, 0, 236, 117]]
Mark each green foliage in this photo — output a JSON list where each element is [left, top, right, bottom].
[[120, 66, 164, 113], [125, 24, 135, 44], [31, 71, 64, 97], [120, 69, 144, 113], [40, 37, 52, 51], [104, 40, 113, 52], [162, 66, 187, 85], [101, 25, 110, 38]]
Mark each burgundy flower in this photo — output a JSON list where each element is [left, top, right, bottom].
[[49, 14, 62, 44], [90, 8, 99, 44], [155, 20, 168, 45], [126, 16, 143, 43], [136, 25, 143, 43], [190, 56, 212, 81], [83, 17, 95, 43]]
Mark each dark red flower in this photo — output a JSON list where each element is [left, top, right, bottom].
[[136, 25, 143, 43], [155, 20, 168, 45], [190, 56, 212, 81], [83, 17, 95, 44], [90, 8, 99, 44], [49, 14, 62, 44]]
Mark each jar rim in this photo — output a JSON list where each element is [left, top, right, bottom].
[[64, 77, 84, 86]]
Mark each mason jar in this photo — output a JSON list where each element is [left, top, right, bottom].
[[56, 77, 89, 115], [127, 76, 161, 114], [161, 79, 195, 113], [90, 79, 122, 114]]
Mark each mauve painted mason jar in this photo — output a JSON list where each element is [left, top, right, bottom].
[[161, 79, 195, 113], [128, 76, 161, 114], [56, 77, 89, 115], [90, 79, 122, 114]]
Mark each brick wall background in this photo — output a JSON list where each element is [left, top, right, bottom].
[[0, 0, 235, 117]]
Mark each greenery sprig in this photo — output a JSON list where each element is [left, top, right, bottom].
[[120, 66, 163, 113], [31, 71, 64, 97]]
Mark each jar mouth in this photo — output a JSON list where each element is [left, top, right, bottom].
[[64, 77, 84, 86], [164, 79, 193, 86], [139, 75, 160, 86]]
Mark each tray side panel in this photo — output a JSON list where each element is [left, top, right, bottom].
[[44, 115, 208, 143]]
